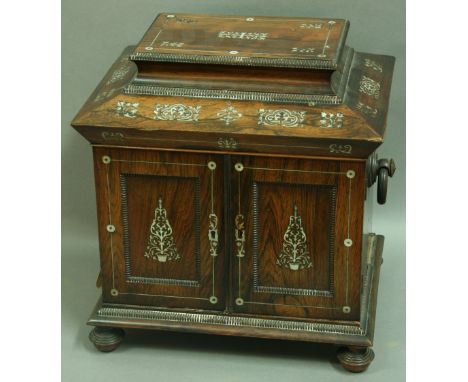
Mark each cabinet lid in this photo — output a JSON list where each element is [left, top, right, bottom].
[[71, 13, 396, 160], [131, 13, 349, 70]]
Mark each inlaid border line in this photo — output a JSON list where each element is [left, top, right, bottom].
[[243, 301, 342, 310], [112, 159, 205, 167], [347, 177, 352, 238], [320, 20, 335, 57], [211, 168, 215, 298], [105, 164, 116, 290], [237, 171, 242, 301], [346, 177, 353, 305], [208, 161, 218, 304], [147, 17, 171, 48], [233, 162, 246, 306], [119, 292, 209, 301], [244, 166, 346, 175], [149, 28, 164, 47]]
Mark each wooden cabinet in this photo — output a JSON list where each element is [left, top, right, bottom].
[[72, 13, 396, 372]]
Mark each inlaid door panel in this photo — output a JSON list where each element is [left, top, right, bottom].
[[231, 156, 365, 321], [93, 147, 226, 310]]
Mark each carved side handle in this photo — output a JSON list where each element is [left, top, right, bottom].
[[366, 153, 396, 205]]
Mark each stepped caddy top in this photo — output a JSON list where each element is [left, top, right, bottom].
[[72, 13, 395, 159]]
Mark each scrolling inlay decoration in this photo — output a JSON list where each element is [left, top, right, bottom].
[[356, 102, 378, 118], [235, 214, 246, 258], [218, 31, 269, 40], [207, 161, 219, 304], [320, 112, 344, 128], [144, 198, 180, 263], [154, 104, 201, 121], [359, 76, 381, 99], [217, 103, 243, 125], [218, 137, 238, 149], [258, 109, 306, 128], [116, 101, 139, 118], [364, 58, 383, 72], [329, 144, 352, 154], [106, 58, 132, 85], [277, 205, 313, 271], [101, 131, 124, 142], [208, 214, 219, 257]]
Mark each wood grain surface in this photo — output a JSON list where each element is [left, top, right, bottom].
[[133, 13, 348, 68], [72, 47, 395, 159], [230, 156, 365, 321]]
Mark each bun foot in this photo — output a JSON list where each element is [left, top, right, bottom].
[[337, 346, 375, 372], [89, 326, 125, 352]]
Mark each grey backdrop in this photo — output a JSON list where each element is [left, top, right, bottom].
[[62, 1, 405, 381]]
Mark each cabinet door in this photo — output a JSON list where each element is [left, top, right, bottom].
[[93, 147, 226, 310], [231, 156, 365, 321]]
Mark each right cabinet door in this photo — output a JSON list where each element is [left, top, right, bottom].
[[231, 156, 365, 321]]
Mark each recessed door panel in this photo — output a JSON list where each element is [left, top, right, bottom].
[[254, 181, 335, 295], [122, 174, 201, 284], [231, 156, 365, 321]]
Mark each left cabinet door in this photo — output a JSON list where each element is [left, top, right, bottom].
[[93, 147, 226, 310]]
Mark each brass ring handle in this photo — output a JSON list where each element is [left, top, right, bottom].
[[366, 152, 378, 187], [366, 154, 396, 205], [376, 158, 396, 205]]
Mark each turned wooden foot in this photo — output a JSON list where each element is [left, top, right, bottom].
[[89, 326, 125, 352], [337, 346, 375, 372]]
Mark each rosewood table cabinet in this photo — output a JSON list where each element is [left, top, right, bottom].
[[71, 13, 396, 373]]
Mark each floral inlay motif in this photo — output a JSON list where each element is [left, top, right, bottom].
[[320, 112, 344, 128], [364, 58, 383, 72], [160, 41, 184, 48], [235, 214, 246, 258], [106, 59, 132, 85], [144, 198, 180, 263], [217, 104, 242, 125], [258, 109, 306, 128], [154, 104, 201, 121], [329, 144, 352, 154], [116, 101, 139, 118], [217, 137, 238, 149], [359, 76, 381, 99], [218, 31, 268, 40], [356, 102, 378, 118], [208, 214, 219, 257], [277, 206, 312, 271]]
